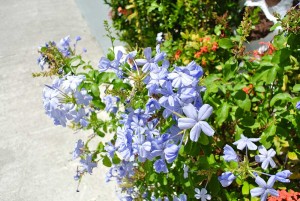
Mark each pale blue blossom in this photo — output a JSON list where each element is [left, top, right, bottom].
[[183, 164, 189, 179], [255, 145, 276, 170], [218, 172, 236, 187], [178, 104, 214, 142], [173, 194, 187, 201], [153, 159, 168, 173], [72, 139, 84, 160], [61, 75, 85, 93], [250, 176, 278, 201], [194, 188, 211, 201], [80, 154, 97, 174], [296, 101, 300, 110], [164, 144, 180, 163], [222, 144, 238, 162], [135, 47, 164, 72], [275, 170, 292, 183], [233, 134, 260, 151]]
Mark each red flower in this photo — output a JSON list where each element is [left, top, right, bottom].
[[117, 7, 128, 15], [211, 42, 218, 51], [175, 50, 182, 60], [200, 46, 208, 53], [194, 51, 202, 58], [268, 189, 300, 201], [242, 84, 253, 94]]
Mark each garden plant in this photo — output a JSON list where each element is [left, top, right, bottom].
[[35, 1, 300, 201]]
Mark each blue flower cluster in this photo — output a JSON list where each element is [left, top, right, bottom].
[[42, 74, 92, 127], [219, 134, 292, 201], [37, 36, 82, 70], [98, 46, 215, 200]]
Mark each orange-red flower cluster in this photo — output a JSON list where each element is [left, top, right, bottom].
[[268, 189, 300, 201], [194, 37, 218, 59], [242, 84, 253, 94], [175, 50, 182, 60], [117, 7, 129, 15]]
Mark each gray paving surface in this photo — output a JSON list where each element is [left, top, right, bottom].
[[0, 0, 118, 200]]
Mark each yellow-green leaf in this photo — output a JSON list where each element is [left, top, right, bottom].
[[288, 152, 298, 160]]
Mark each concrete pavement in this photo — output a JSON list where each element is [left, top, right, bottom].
[[0, 0, 118, 200]]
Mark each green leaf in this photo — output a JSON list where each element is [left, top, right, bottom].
[[147, 2, 159, 13], [102, 155, 112, 167], [273, 34, 287, 49], [112, 153, 121, 164], [91, 84, 100, 97], [92, 99, 105, 109], [207, 154, 216, 165], [215, 102, 230, 126], [270, 93, 292, 106], [288, 152, 298, 160], [234, 91, 251, 111], [255, 86, 265, 92], [266, 67, 277, 84], [199, 133, 209, 145], [214, 25, 222, 36], [149, 173, 156, 182], [107, 49, 115, 61], [70, 56, 81, 67], [292, 84, 300, 92], [242, 181, 250, 195], [97, 72, 116, 84], [219, 38, 234, 49], [97, 142, 104, 152], [223, 59, 238, 81]]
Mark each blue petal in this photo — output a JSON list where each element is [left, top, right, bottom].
[[182, 104, 198, 120], [178, 118, 197, 129], [199, 121, 214, 136], [250, 187, 264, 197], [198, 104, 213, 120], [190, 123, 201, 142]]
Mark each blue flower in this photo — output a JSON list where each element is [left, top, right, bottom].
[[233, 134, 260, 151], [135, 47, 164, 72], [173, 194, 187, 201], [145, 98, 161, 114], [146, 68, 168, 95], [74, 88, 92, 106], [37, 55, 46, 70], [103, 95, 119, 113], [153, 159, 168, 173], [43, 87, 59, 112], [178, 104, 214, 142], [168, 67, 194, 88], [186, 61, 203, 79], [72, 139, 84, 160], [156, 32, 163, 43], [60, 35, 71, 47], [105, 142, 116, 159], [58, 36, 72, 56], [222, 144, 238, 162], [98, 50, 123, 77], [115, 127, 134, 161], [275, 170, 292, 183], [164, 144, 180, 163], [61, 75, 85, 93], [296, 101, 300, 110], [255, 145, 276, 170], [71, 108, 89, 127], [80, 154, 97, 174], [194, 188, 211, 201], [250, 176, 278, 201], [218, 172, 236, 187], [183, 164, 189, 179]]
